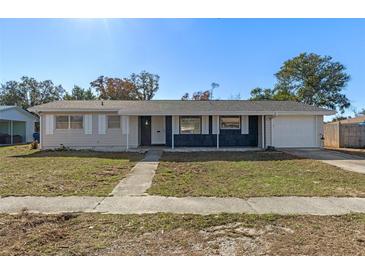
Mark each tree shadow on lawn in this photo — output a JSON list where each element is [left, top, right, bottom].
[[159, 151, 302, 162]]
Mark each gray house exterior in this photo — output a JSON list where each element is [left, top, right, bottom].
[[29, 100, 335, 150]]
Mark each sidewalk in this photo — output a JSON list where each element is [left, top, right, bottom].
[[1, 195, 365, 215]]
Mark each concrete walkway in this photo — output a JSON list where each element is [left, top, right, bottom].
[[282, 149, 365, 174], [110, 149, 162, 196], [1, 195, 365, 215]]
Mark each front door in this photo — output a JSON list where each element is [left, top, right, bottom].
[[140, 116, 151, 146], [151, 116, 166, 145]]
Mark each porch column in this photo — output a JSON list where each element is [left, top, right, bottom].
[[171, 115, 178, 150], [216, 115, 219, 149], [10, 120, 13, 145], [172, 130, 175, 150], [261, 115, 265, 149]]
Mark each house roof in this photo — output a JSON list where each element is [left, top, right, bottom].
[[0, 105, 39, 120], [28, 100, 336, 116], [0, 106, 15, 111]]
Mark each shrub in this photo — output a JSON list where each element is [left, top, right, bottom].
[[30, 141, 38, 150]]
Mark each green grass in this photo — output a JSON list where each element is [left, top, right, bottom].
[[0, 145, 143, 197], [1, 212, 365, 255], [148, 151, 365, 198]]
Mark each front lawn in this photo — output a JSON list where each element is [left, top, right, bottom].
[[148, 151, 365, 198], [0, 145, 143, 197], [1, 212, 364, 255]]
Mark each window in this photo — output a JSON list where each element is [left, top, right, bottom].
[[220, 116, 240, 129], [55, 116, 69, 129], [70, 116, 83, 129], [55, 115, 83, 129], [108, 115, 120, 129], [180, 116, 201, 134]]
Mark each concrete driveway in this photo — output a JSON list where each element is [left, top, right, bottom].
[[282, 149, 365, 174]]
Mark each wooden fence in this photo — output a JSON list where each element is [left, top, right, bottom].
[[324, 122, 365, 148]]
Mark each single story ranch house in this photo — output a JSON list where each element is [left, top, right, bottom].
[[29, 100, 335, 150]]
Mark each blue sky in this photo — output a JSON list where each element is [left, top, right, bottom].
[[0, 19, 364, 116]]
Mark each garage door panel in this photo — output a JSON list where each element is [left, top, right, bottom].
[[273, 116, 317, 148]]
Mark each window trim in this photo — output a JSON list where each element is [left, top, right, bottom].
[[219, 116, 241, 130], [70, 115, 84, 129], [55, 115, 84, 130], [107, 115, 121, 129], [55, 115, 70, 130], [179, 116, 202, 135]]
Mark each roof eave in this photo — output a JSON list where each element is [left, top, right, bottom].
[[1, 106, 39, 120], [29, 109, 336, 116], [117, 110, 336, 116]]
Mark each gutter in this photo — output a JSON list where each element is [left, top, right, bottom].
[[27, 109, 336, 116]]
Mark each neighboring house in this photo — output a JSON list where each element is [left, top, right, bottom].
[[0, 106, 39, 145], [324, 116, 365, 148], [28, 100, 335, 150]]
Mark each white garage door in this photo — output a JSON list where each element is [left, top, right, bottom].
[[272, 116, 318, 148]]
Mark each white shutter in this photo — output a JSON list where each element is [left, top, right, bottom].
[[45, 115, 54, 135], [121, 116, 129, 134], [172, 116, 179, 134], [84, 114, 92, 134], [202, 115, 209, 134], [212, 115, 219, 134], [98, 114, 106, 134], [241, 115, 249, 134]]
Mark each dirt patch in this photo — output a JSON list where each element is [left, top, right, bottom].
[[0, 213, 365, 255]]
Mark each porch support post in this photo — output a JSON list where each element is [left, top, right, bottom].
[[261, 115, 265, 149], [172, 132, 175, 150], [10, 120, 13, 145], [171, 116, 175, 150], [216, 115, 219, 149]]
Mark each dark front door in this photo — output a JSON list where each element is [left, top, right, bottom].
[[140, 116, 151, 146]]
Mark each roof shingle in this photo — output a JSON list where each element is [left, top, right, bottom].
[[28, 100, 336, 115]]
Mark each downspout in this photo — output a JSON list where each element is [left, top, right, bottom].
[[126, 116, 129, 151], [39, 114, 42, 149]]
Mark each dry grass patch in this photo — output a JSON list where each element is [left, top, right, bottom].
[[0, 145, 143, 196], [0, 212, 365, 255], [148, 151, 365, 198]]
